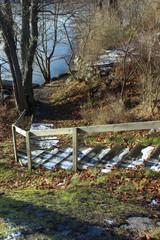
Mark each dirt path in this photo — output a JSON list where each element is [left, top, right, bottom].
[[33, 80, 82, 126], [33, 84, 59, 123]]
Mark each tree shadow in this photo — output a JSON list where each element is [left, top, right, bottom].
[[33, 99, 82, 122], [0, 193, 130, 240]]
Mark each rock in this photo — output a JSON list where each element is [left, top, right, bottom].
[[77, 225, 111, 240], [60, 230, 71, 236], [122, 217, 154, 231]]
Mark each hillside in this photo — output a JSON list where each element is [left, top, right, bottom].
[[0, 0, 160, 239]]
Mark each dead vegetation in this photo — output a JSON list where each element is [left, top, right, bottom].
[[56, 0, 160, 125]]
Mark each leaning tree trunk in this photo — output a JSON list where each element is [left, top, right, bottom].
[[0, 1, 26, 112]]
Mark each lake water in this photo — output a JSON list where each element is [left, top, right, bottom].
[[0, 14, 71, 84], [33, 41, 70, 84]]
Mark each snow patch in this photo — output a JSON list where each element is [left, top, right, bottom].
[[30, 123, 54, 131], [151, 163, 160, 172], [150, 199, 160, 206], [37, 139, 59, 149], [82, 148, 110, 169], [60, 160, 73, 169], [101, 167, 112, 173], [127, 146, 154, 169], [78, 148, 92, 161], [105, 148, 129, 168], [34, 148, 59, 165], [42, 147, 73, 169], [98, 148, 110, 160]]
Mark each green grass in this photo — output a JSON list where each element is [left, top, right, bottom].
[[0, 138, 160, 239], [0, 187, 159, 239], [77, 131, 160, 148]]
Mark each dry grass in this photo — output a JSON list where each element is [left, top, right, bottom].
[[0, 99, 18, 142], [80, 95, 135, 125], [76, 7, 123, 64]]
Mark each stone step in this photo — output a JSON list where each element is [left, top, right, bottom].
[[118, 145, 154, 169], [56, 146, 93, 170], [78, 145, 104, 170], [19, 149, 45, 166], [81, 147, 111, 170], [42, 147, 73, 169], [19, 146, 60, 167], [145, 144, 160, 172], [97, 145, 129, 173], [32, 147, 60, 167], [18, 125, 160, 172]]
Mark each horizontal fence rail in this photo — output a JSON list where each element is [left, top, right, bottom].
[[12, 114, 160, 171], [14, 126, 27, 137], [77, 121, 160, 133], [30, 127, 73, 136]]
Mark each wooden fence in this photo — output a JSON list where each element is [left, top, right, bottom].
[[12, 111, 160, 171]]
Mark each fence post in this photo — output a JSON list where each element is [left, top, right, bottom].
[[12, 124, 18, 163], [26, 131, 32, 170], [72, 127, 78, 172], [21, 114, 24, 129]]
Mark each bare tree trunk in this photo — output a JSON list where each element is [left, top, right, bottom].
[[0, 0, 38, 112], [0, 1, 26, 111], [36, 2, 59, 84], [21, 0, 30, 74], [22, 0, 38, 110]]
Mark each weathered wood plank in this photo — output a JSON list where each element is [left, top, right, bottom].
[[14, 110, 26, 126], [18, 145, 58, 167], [15, 126, 26, 137], [26, 132, 32, 170], [32, 147, 60, 167], [78, 121, 160, 133], [117, 144, 145, 169], [96, 145, 129, 171], [30, 128, 73, 136], [12, 125, 18, 163], [20, 138, 59, 151], [73, 128, 78, 172], [97, 145, 125, 166], [30, 121, 160, 137]]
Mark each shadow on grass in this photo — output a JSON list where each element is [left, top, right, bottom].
[[0, 192, 130, 240]]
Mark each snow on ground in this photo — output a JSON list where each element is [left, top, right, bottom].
[[30, 123, 54, 131], [42, 147, 73, 169], [95, 49, 133, 70], [34, 148, 60, 165], [37, 139, 59, 149], [98, 148, 111, 161], [78, 148, 93, 161], [82, 148, 110, 169], [30, 123, 59, 149], [20, 124, 160, 172], [151, 163, 160, 172], [101, 148, 129, 173], [150, 199, 160, 206], [60, 147, 93, 170], [20, 150, 45, 164], [127, 146, 154, 169]]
